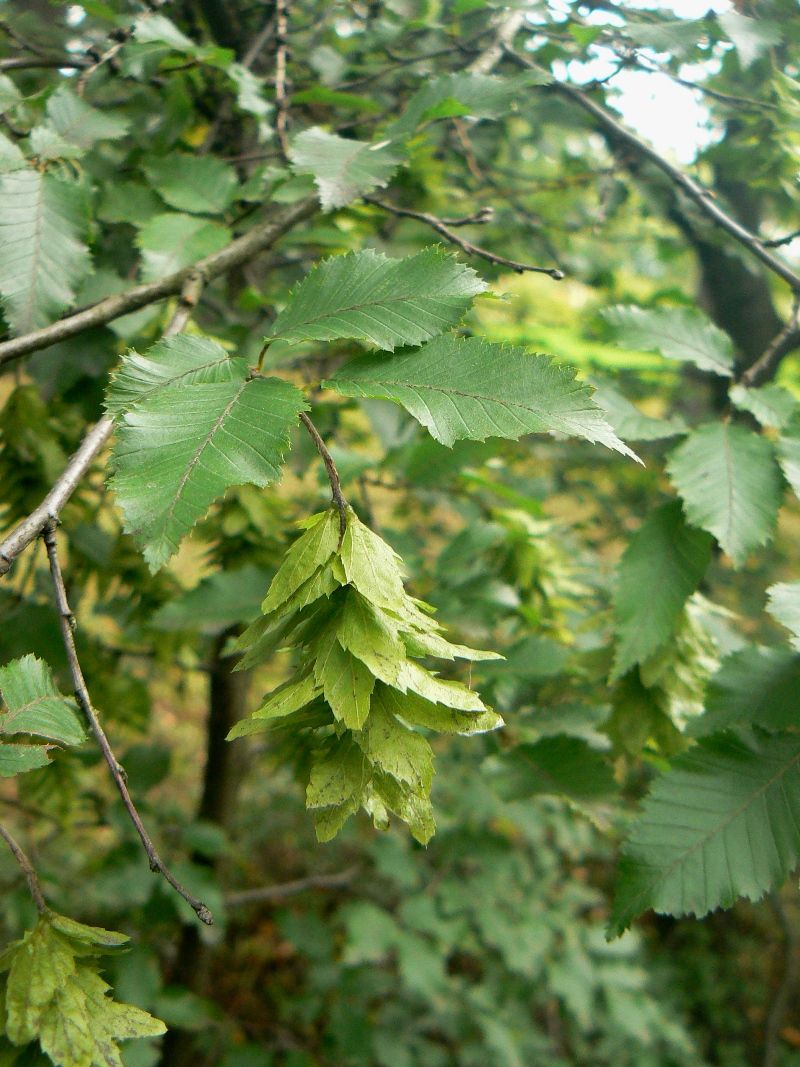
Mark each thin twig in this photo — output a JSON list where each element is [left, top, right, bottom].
[[0, 196, 318, 368], [364, 197, 565, 278], [504, 52, 800, 294], [225, 867, 358, 907], [741, 295, 800, 388], [42, 522, 213, 925], [299, 412, 348, 539], [763, 228, 800, 250], [242, 12, 275, 69], [0, 57, 90, 71], [0, 273, 206, 576], [75, 0, 169, 94], [0, 824, 48, 913], [274, 0, 290, 159]]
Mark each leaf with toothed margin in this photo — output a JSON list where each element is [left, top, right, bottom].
[[326, 335, 640, 459], [110, 377, 307, 571], [267, 247, 487, 351], [289, 127, 403, 210]]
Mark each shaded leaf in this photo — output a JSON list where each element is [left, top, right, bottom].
[[144, 154, 238, 215], [289, 128, 402, 210], [691, 646, 800, 736], [766, 583, 800, 652], [603, 306, 734, 377], [487, 736, 615, 802]]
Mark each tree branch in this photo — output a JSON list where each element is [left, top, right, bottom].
[[299, 411, 348, 539], [225, 867, 358, 907], [274, 0, 290, 159], [506, 50, 800, 295], [364, 196, 565, 278], [764, 890, 800, 1067], [0, 272, 205, 577], [0, 196, 318, 368], [740, 295, 800, 388], [42, 521, 213, 925], [0, 823, 48, 914]]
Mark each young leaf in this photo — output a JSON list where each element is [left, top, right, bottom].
[[289, 127, 403, 210], [603, 306, 735, 377], [612, 502, 712, 679], [486, 737, 615, 802], [667, 422, 783, 565], [0, 170, 90, 334], [268, 248, 486, 351], [110, 377, 307, 570], [326, 336, 639, 458], [610, 730, 800, 935], [105, 335, 245, 417], [143, 154, 238, 215], [260, 509, 341, 613], [766, 583, 800, 651]]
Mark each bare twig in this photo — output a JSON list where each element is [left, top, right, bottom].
[[75, 0, 169, 94], [242, 12, 275, 68], [740, 295, 800, 388], [0, 273, 206, 576], [364, 196, 565, 278], [503, 54, 800, 294], [763, 228, 800, 249], [299, 411, 348, 539], [225, 867, 358, 907], [0, 57, 90, 71], [0, 823, 48, 913], [43, 522, 213, 925], [0, 196, 317, 368], [274, 0, 290, 159]]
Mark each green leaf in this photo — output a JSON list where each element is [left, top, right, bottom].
[[0, 655, 84, 746], [767, 583, 800, 651], [227, 673, 323, 739], [0, 170, 90, 334], [260, 509, 341, 613], [327, 336, 639, 458], [110, 377, 307, 570], [610, 730, 800, 934], [105, 335, 244, 417], [315, 638, 375, 730], [719, 10, 781, 67], [591, 382, 687, 441], [603, 306, 735, 377], [268, 248, 486, 351], [667, 423, 783, 565], [691, 647, 800, 735], [377, 685, 503, 735], [45, 85, 128, 151], [144, 154, 238, 215], [0, 744, 51, 778], [338, 508, 407, 611], [355, 697, 434, 795], [729, 383, 797, 430], [486, 737, 615, 802], [396, 659, 486, 711], [777, 426, 800, 499], [337, 592, 405, 687], [151, 564, 271, 635], [136, 213, 231, 282], [612, 502, 712, 679], [387, 71, 547, 140], [289, 128, 403, 210]]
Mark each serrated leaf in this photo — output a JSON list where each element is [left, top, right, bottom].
[[667, 423, 782, 565], [729, 383, 797, 430], [378, 685, 503, 735], [45, 84, 128, 151], [46, 916, 129, 951], [387, 71, 548, 140], [487, 737, 615, 802], [591, 382, 687, 441], [106, 335, 245, 417], [777, 426, 800, 499], [315, 638, 375, 730], [767, 583, 800, 651], [0, 131, 26, 174], [5, 923, 75, 1045], [327, 336, 639, 458], [306, 737, 368, 811], [719, 10, 781, 67], [0, 655, 84, 747], [110, 377, 307, 570], [227, 673, 322, 739], [339, 508, 406, 611], [338, 593, 405, 686], [144, 154, 238, 215], [0, 744, 51, 777], [261, 509, 341, 613], [401, 627, 502, 662], [355, 697, 434, 794], [289, 127, 403, 210], [396, 660, 486, 711], [691, 647, 800, 736], [0, 170, 90, 335], [610, 730, 800, 935], [371, 773, 435, 844], [603, 306, 734, 377], [612, 502, 712, 679], [268, 247, 486, 351], [136, 213, 231, 282]]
